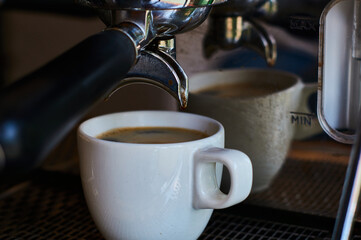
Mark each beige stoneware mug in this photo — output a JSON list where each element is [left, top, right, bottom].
[[186, 69, 322, 192]]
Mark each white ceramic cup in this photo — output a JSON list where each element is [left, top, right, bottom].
[[78, 111, 252, 240], [186, 69, 322, 193]]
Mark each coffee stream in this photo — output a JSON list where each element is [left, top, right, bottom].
[[97, 127, 209, 144]]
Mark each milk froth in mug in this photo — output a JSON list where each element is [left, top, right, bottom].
[[196, 81, 282, 98]]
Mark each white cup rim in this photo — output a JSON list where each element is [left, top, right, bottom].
[[78, 110, 224, 147]]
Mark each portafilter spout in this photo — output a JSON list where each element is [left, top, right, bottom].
[[0, 0, 224, 174], [91, 6, 214, 108]]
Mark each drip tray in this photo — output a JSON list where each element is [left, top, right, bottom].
[[246, 157, 347, 218], [202, 212, 331, 240], [0, 170, 360, 239], [0, 172, 102, 240], [0, 137, 359, 239]]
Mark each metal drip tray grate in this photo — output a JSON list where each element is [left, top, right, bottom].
[[0, 170, 359, 240], [0, 172, 102, 240], [0, 137, 359, 239], [0, 171, 342, 239], [247, 158, 347, 218], [246, 139, 353, 219], [201, 213, 331, 240]]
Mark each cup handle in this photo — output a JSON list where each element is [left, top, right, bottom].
[[193, 147, 253, 209], [293, 83, 323, 140]]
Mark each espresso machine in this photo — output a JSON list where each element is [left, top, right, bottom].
[[1, 0, 361, 239]]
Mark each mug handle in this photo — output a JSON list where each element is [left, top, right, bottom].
[[193, 147, 253, 209], [293, 83, 323, 140]]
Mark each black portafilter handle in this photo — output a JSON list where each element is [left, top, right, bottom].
[[0, 29, 136, 174]]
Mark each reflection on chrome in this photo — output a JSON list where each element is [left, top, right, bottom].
[[76, 0, 227, 10]]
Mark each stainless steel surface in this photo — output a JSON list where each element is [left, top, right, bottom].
[[157, 38, 176, 57], [103, 34, 188, 108], [352, 0, 361, 59], [204, 0, 276, 65], [204, 16, 244, 57], [318, 0, 358, 144], [332, 109, 361, 240], [204, 16, 276, 66], [316, 1, 361, 238], [246, 139, 351, 218], [74, 2, 214, 109], [122, 38, 188, 108], [76, 0, 226, 10], [349, 0, 361, 138], [200, 213, 333, 239], [77, 1, 219, 108], [96, 7, 212, 37]]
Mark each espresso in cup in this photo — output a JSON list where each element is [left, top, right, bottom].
[[97, 126, 209, 144]]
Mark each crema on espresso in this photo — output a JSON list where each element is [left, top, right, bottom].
[[97, 127, 209, 144]]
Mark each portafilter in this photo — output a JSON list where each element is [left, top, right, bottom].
[[0, 0, 226, 174]]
